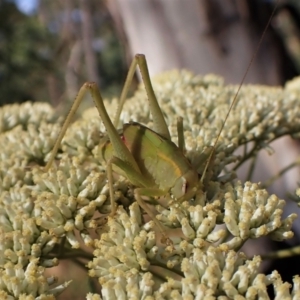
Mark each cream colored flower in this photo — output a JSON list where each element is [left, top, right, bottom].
[[1, 72, 300, 298]]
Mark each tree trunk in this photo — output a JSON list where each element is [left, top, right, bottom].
[[106, 0, 280, 85]]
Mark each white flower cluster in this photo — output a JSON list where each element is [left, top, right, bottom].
[[0, 71, 300, 298], [0, 259, 71, 299], [154, 180, 296, 252], [224, 182, 296, 243], [0, 102, 58, 134], [88, 203, 300, 299], [0, 103, 68, 298], [0, 122, 61, 163], [0, 102, 62, 195], [31, 155, 111, 248]]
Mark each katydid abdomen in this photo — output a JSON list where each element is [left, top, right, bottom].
[[94, 122, 199, 201]]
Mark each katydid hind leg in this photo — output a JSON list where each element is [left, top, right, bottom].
[[45, 82, 141, 176], [44, 85, 89, 171], [46, 55, 160, 173], [89, 83, 142, 174], [113, 54, 171, 141], [136, 54, 171, 141]]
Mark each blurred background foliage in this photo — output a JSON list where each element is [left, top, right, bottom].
[[0, 0, 126, 106], [1, 0, 300, 107]]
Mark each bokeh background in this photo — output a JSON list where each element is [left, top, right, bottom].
[[2, 0, 300, 107]]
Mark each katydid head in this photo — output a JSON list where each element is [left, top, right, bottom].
[[171, 168, 199, 201]]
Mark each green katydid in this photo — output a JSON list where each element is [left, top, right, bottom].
[[45, 54, 202, 239], [44, 3, 278, 240]]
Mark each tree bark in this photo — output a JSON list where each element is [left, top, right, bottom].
[[106, 0, 280, 85]]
